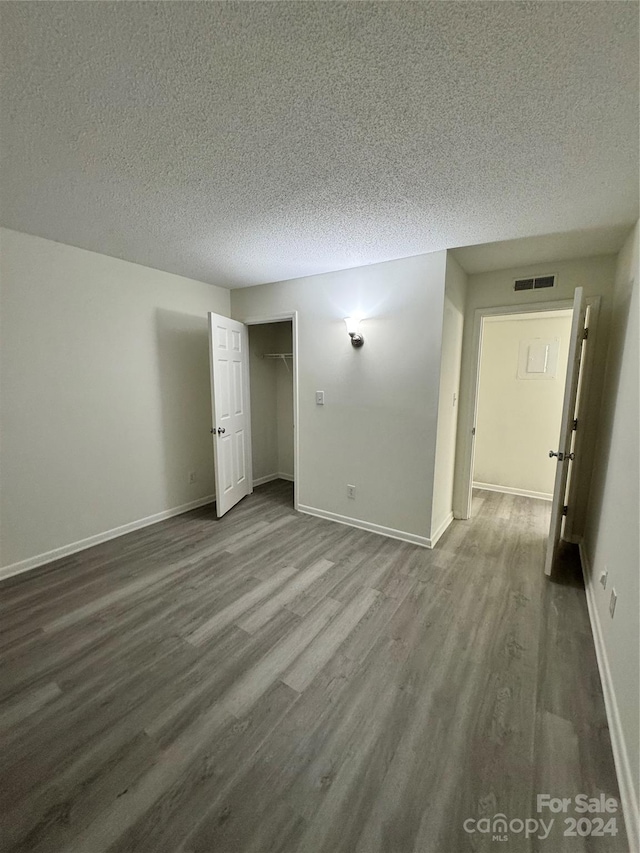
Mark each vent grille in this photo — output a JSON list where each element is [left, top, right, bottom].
[[534, 275, 555, 289], [513, 274, 556, 292]]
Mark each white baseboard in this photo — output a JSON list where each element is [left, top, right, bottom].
[[253, 472, 294, 487], [297, 504, 432, 549], [253, 473, 280, 487], [0, 494, 216, 583], [473, 481, 553, 501], [430, 512, 454, 547], [579, 541, 639, 853]]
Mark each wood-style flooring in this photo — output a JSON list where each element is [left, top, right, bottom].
[[0, 482, 627, 852]]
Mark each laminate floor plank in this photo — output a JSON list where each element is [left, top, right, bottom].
[[118, 680, 301, 853], [237, 557, 334, 634], [222, 597, 341, 718], [0, 681, 62, 732], [282, 587, 380, 692], [184, 564, 297, 646], [1, 522, 198, 607], [145, 609, 301, 744], [0, 635, 193, 810], [246, 521, 362, 584], [285, 545, 373, 617], [180, 625, 399, 853], [225, 514, 299, 554], [339, 577, 417, 665], [0, 482, 627, 853]]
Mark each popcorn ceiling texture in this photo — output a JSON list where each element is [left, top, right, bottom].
[[0, 1, 638, 288]]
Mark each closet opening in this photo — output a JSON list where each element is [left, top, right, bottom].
[[247, 319, 295, 508]]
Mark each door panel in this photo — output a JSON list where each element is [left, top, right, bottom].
[[233, 360, 243, 415], [545, 288, 587, 576], [221, 434, 233, 493], [208, 313, 252, 517], [218, 361, 230, 418], [235, 429, 246, 483]]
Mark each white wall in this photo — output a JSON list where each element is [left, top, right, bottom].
[[247, 321, 293, 482], [431, 253, 467, 540], [473, 311, 572, 498], [231, 251, 448, 546], [454, 254, 617, 530], [582, 222, 639, 847], [0, 228, 230, 574]]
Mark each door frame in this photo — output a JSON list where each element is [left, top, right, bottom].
[[239, 311, 299, 512], [458, 296, 600, 526]]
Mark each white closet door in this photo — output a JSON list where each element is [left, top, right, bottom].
[[208, 313, 252, 517]]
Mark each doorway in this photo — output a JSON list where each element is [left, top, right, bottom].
[[472, 308, 574, 504], [208, 310, 299, 519], [458, 293, 600, 573], [246, 320, 295, 505]]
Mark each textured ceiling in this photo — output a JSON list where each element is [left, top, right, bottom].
[[1, 2, 638, 289], [452, 223, 633, 275]]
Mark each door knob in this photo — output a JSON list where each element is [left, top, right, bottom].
[[217, 427, 226, 435], [549, 450, 563, 460]]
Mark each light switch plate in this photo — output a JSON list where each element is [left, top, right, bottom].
[[316, 391, 324, 405]]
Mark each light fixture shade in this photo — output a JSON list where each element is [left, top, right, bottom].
[[344, 316, 364, 347]]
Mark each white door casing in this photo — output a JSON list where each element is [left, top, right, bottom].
[[544, 287, 587, 576], [208, 313, 252, 518], [241, 311, 299, 512]]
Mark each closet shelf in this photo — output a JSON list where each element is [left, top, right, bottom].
[[261, 352, 293, 372]]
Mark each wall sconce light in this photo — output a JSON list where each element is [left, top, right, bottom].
[[344, 317, 364, 348]]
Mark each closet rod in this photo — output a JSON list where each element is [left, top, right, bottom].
[[261, 352, 293, 372]]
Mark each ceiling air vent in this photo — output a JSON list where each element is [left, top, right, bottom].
[[513, 274, 556, 292]]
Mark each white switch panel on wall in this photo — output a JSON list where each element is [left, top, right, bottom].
[[315, 391, 324, 405], [517, 338, 560, 380]]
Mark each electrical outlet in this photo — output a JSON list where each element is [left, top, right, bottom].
[[316, 391, 324, 405], [599, 568, 608, 589], [188, 471, 197, 484], [609, 588, 617, 619], [347, 484, 356, 499]]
